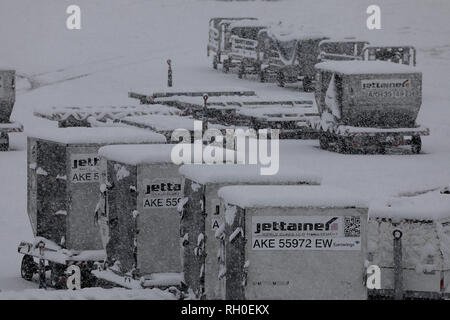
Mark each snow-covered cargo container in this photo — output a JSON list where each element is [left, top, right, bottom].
[[26, 127, 166, 250], [313, 60, 428, 153], [258, 25, 328, 90], [207, 17, 258, 70], [368, 189, 450, 299], [218, 185, 368, 300], [96, 144, 237, 288], [21, 127, 165, 288], [178, 164, 321, 299]]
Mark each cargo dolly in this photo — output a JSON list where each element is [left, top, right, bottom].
[[33, 105, 181, 128], [18, 238, 105, 289]]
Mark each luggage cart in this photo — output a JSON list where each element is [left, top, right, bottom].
[[363, 45, 416, 66], [207, 17, 258, 70], [223, 21, 267, 77]]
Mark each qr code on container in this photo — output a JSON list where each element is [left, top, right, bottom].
[[344, 216, 360, 237]]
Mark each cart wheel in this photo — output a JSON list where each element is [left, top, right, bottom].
[[50, 262, 67, 289], [336, 137, 347, 154], [213, 56, 218, 70], [277, 72, 285, 87], [319, 133, 329, 150], [223, 60, 230, 73], [376, 143, 386, 155], [238, 63, 244, 79], [411, 136, 422, 154], [0, 132, 9, 151], [259, 70, 266, 83], [303, 77, 314, 92], [21, 255, 36, 281]]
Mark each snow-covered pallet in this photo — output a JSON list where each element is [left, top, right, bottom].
[[120, 114, 233, 141], [93, 269, 184, 290], [128, 88, 256, 105], [33, 105, 181, 127]]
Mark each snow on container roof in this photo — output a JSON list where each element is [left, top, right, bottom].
[[267, 24, 326, 42], [229, 19, 268, 29], [99, 144, 238, 166], [121, 115, 230, 131], [369, 190, 450, 221], [219, 185, 367, 209], [179, 164, 321, 185], [315, 60, 421, 74], [27, 127, 166, 145]]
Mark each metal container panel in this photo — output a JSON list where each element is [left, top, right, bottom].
[[105, 160, 137, 273], [66, 145, 105, 250], [31, 138, 68, 245], [136, 163, 184, 275], [223, 206, 368, 300], [180, 178, 205, 296], [317, 70, 422, 128], [0, 70, 15, 122]]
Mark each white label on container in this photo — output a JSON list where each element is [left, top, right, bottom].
[[252, 216, 361, 251], [70, 153, 100, 183], [143, 177, 184, 209]]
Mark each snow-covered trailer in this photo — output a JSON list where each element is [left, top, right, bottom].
[[257, 27, 328, 90], [363, 45, 416, 66], [94, 144, 237, 290], [318, 39, 369, 62], [178, 164, 321, 299], [368, 189, 450, 299], [128, 88, 256, 105], [33, 104, 181, 128], [313, 60, 429, 154], [223, 21, 267, 78], [217, 185, 368, 300], [207, 18, 258, 70], [19, 127, 166, 288], [120, 114, 233, 144], [236, 105, 319, 139], [0, 70, 23, 151]]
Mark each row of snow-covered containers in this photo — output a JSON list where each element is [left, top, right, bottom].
[[23, 125, 450, 299]]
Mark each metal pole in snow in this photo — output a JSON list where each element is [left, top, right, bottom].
[[167, 59, 173, 88], [202, 94, 209, 134], [38, 241, 46, 289], [393, 229, 403, 300]]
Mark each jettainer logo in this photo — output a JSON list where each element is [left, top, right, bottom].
[[143, 177, 184, 209], [70, 154, 100, 183], [361, 79, 410, 90]]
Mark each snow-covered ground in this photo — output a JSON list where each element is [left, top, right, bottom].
[[0, 0, 450, 298]]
